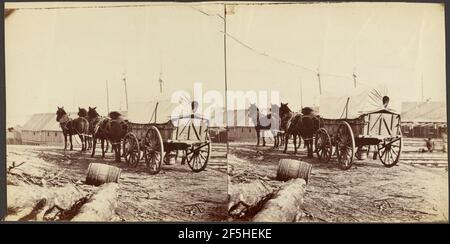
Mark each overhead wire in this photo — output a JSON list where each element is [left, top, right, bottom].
[[9, 2, 368, 87]]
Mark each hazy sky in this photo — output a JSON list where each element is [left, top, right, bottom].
[[5, 2, 446, 126], [226, 3, 446, 108]]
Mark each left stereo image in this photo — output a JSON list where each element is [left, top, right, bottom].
[[4, 2, 228, 222]]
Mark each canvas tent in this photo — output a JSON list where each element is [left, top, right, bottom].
[[127, 100, 182, 124], [319, 83, 401, 119], [127, 99, 219, 128]]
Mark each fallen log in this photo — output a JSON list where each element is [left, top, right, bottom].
[[253, 178, 306, 222], [228, 179, 275, 219], [6, 184, 89, 221], [71, 183, 119, 221]]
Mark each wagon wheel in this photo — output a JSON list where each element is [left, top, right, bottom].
[[315, 128, 332, 163], [123, 133, 140, 167], [186, 142, 211, 172], [336, 121, 355, 170], [377, 133, 402, 168], [143, 126, 164, 174]]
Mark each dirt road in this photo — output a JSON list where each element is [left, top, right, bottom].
[[228, 142, 448, 223], [6, 144, 228, 222]]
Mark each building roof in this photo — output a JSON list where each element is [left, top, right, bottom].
[[22, 112, 76, 131], [401, 101, 447, 123], [22, 111, 129, 131]]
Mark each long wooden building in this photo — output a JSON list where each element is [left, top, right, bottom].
[[21, 113, 69, 145], [400, 101, 447, 138]]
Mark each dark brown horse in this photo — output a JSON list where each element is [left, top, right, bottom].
[[279, 103, 320, 157], [56, 107, 89, 151], [78, 108, 92, 150], [107, 111, 128, 162], [88, 107, 111, 158]]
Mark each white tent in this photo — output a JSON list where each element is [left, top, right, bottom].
[[319, 83, 402, 119], [127, 99, 220, 127], [127, 100, 185, 124]]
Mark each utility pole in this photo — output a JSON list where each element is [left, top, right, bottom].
[[123, 71, 129, 111], [317, 71, 322, 95], [223, 3, 229, 154], [106, 80, 110, 114], [353, 67, 357, 88]]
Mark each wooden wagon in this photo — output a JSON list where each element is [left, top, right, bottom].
[[314, 86, 402, 170], [122, 100, 211, 174]]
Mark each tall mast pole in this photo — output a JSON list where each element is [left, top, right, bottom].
[[421, 73, 424, 102], [300, 77, 303, 109], [106, 80, 110, 114], [123, 71, 129, 111], [159, 53, 163, 94], [317, 71, 322, 95]]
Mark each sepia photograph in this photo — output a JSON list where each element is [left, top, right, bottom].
[[2, 1, 449, 224], [225, 2, 448, 222], [4, 2, 228, 222]]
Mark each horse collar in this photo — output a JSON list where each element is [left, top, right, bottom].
[[59, 114, 70, 125]]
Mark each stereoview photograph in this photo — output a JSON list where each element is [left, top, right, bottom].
[[3, 1, 448, 223]]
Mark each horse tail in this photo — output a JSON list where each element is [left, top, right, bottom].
[[72, 117, 89, 135], [82, 117, 89, 134]]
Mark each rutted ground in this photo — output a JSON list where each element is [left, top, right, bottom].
[[228, 142, 448, 223], [6, 144, 228, 221]]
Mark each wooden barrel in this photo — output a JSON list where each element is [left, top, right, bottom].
[[164, 152, 177, 165], [85, 163, 121, 186], [276, 159, 312, 183], [356, 149, 368, 160]]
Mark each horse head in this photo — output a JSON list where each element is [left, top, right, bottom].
[[87, 106, 99, 119], [109, 111, 122, 120], [78, 107, 88, 117], [56, 106, 66, 122], [301, 107, 314, 116], [279, 103, 292, 118], [248, 103, 259, 118]]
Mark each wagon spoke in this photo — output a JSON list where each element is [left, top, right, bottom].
[[199, 152, 207, 162], [389, 149, 394, 163], [380, 147, 386, 158], [384, 148, 389, 163], [193, 155, 199, 170], [391, 147, 399, 157]]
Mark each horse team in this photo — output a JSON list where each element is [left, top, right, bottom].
[[56, 102, 320, 161], [55, 106, 128, 162], [248, 103, 320, 158]]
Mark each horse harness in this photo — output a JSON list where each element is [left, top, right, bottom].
[[59, 114, 72, 133], [60, 114, 89, 137]]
